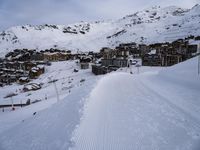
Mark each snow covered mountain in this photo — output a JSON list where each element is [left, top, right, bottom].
[[0, 4, 200, 57]]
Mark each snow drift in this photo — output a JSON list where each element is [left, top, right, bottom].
[[159, 56, 200, 89]]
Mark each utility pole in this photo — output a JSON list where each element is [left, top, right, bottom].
[[52, 79, 60, 102], [128, 60, 133, 74], [4, 93, 17, 111], [11, 96, 14, 110], [198, 47, 200, 75]]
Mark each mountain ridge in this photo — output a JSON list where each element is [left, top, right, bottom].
[[0, 4, 200, 57]]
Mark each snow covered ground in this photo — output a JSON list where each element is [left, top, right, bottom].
[[70, 58, 200, 150], [0, 60, 98, 135], [0, 57, 200, 150]]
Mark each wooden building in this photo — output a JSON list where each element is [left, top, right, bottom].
[[43, 52, 69, 61], [29, 65, 45, 79]]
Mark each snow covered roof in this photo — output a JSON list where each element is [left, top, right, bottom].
[[189, 40, 200, 45], [37, 65, 45, 69], [148, 49, 157, 55], [19, 77, 28, 80], [31, 67, 39, 71]]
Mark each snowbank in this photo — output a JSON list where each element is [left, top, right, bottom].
[[70, 71, 200, 150], [159, 56, 200, 89]]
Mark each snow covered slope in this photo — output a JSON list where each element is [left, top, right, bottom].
[[69, 57, 200, 150], [0, 5, 200, 57], [0, 57, 199, 150], [0, 61, 99, 150]]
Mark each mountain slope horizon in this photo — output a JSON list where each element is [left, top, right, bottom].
[[0, 4, 200, 57]]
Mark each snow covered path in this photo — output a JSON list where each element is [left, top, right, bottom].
[[0, 58, 200, 150], [0, 76, 99, 150], [70, 72, 200, 150]]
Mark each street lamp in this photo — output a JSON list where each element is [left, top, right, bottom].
[[49, 78, 60, 102]]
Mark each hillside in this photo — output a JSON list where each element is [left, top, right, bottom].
[[0, 56, 199, 150], [0, 5, 200, 57], [69, 57, 200, 150]]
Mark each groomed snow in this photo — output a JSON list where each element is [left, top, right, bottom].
[[0, 57, 200, 150], [69, 57, 200, 150], [0, 61, 99, 150]]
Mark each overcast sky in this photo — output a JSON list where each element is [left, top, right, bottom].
[[0, 0, 199, 30]]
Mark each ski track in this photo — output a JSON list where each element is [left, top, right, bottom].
[[69, 73, 200, 150], [0, 58, 200, 150], [0, 76, 99, 150]]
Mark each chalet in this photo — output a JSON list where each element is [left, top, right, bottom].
[[43, 52, 69, 61], [116, 43, 137, 58], [101, 59, 128, 68], [92, 65, 107, 75], [92, 45, 130, 75], [2, 61, 33, 71], [18, 52, 31, 61], [79, 56, 92, 63], [58, 52, 70, 61], [15, 69, 25, 75], [0, 62, 3, 68], [171, 40, 188, 55], [130, 48, 141, 58], [30, 52, 44, 61], [163, 55, 182, 66], [0, 58, 3, 63], [92, 43, 140, 75], [142, 50, 162, 66], [0, 74, 7, 84], [138, 44, 150, 56], [100, 47, 113, 55], [25, 62, 37, 71], [29, 65, 45, 79], [99, 47, 113, 58], [115, 49, 129, 59], [117, 42, 137, 50], [2, 61, 22, 70], [80, 63, 89, 69], [188, 41, 200, 56], [0, 74, 17, 84], [23, 83, 41, 92], [9, 74, 18, 83], [100, 48, 116, 59], [18, 77, 30, 84], [43, 52, 59, 61], [195, 36, 200, 40], [5, 49, 32, 61]]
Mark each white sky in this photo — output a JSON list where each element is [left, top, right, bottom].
[[0, 0, 199, 30]]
